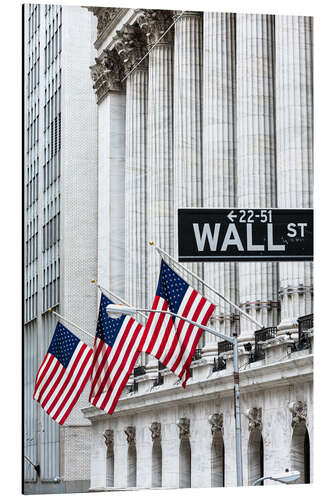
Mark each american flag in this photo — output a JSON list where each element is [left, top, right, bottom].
[[33, 322, 93, 425], [140, 260, 215, 387], [89, 294, 144, 415]]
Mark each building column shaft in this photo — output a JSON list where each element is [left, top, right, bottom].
[[147, 43, 174, 304], [202, 12, 238, 352], [97, 92, 126, 297], [236, 14, 278, 338], [174, 12, 204, 290], [275, 16, 313, 330], [125, 69, 148, 311]]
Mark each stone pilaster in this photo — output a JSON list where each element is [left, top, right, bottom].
[[173, 11, 204, 290], [275, 16, 313, 332], [114, 25, 148, 317], [90, 49, 126, 297], [236, 14, 278, 340], [202, 13, 238, 355]]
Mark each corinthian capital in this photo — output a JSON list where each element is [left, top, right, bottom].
[[90, 49, 125, 101], [114, 24, 148, 74], [136, 10, 174, 47]]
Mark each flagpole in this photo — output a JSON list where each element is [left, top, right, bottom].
[[48, 309, 95, 341], [149, 241, 263, 330], [92, 281, 149, 322]]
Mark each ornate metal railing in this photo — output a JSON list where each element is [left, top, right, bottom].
[[128, 381, 138, 393], [192, 348, 202, 361], [152, 372, 164, 387], [254, 326, 277, 343], [218, 340, 234, 354], [297, 313, 313, 350], [133, 365, 146, 377]]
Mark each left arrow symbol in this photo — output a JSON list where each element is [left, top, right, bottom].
[[227, 210, 237, 222]]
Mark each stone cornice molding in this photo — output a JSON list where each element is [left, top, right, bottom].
[[246, 407, 262, 432], [149, 421, 161, 442], [208, 413, 224, 436], [90, 48, 125, 102], [173, 10, 203, 19], [114, 24, 148, 74], [289, 400, 307, 427], [124, 425, 136, 445], [176, 417, 190, 440], [136, 9, 174, 47]]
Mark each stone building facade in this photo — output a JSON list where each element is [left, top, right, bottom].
[[82, 6, 313, 490], [24, 4, 313, 493]]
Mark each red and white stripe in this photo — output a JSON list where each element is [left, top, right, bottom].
[[33, 342, 93, 425], [89, 316, 143, 415], [140, 286, 215, 387]]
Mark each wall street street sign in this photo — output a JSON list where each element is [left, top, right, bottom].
[[178, 208, 313, 262]]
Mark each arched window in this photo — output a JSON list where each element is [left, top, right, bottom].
[[152, 440, 162, 487], [127, 443, 137, 487], [291, 424, 310, 484], [179, 438, 191, 488], [248, 429, 264, 486], [211, 430, 225, 487]]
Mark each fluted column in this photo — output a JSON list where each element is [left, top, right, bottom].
[[275, 16, 313, 332], [202, 12, 237, 356], [138, 10, 174, 305], [90, 49, 126, 298], [236, 14, 278, 339], [137, 10, 174, 377], [174, 11, 204, 284], [115, 25, 148, 312]]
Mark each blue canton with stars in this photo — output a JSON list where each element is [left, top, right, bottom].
[[96, 294, 126, 347], [156, 260, 189, 314], [48, 322, 80, 368]]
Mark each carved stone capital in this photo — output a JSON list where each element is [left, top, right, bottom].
[[114, 24, 148, 74], [289, 401, 307, 427], [176, 417, 190, 440], [246, 408, 262, 432], [124, 426, 136, 445], [103, 429, 114, 458], [149, 422, 161, 442], [208, 413, 224, 436], [87, 7, 121, 39], [136, 10, 174, 47], [90, 49, 125, 102]]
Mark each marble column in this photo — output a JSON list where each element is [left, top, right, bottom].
[[90, 49, 126, 298], [114, 25, 148, 313], [137, 10, 174, 378], [236, 14, 279, 340], [138, 10, 174, 307], [202, 12, 238, 356], [173, 11, 204, 287], [275, 16, 313, 332]]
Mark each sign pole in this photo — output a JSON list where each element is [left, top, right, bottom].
[[233, 335, 243, 486]]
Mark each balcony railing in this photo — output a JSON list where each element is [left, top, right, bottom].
[[192, 348, 202, 361], [128, 381, 138, 393], [297, 313, 313, 350], [133, 366, 146, 377], [254, 326, 277, 343], [218, 340, 234, 354]]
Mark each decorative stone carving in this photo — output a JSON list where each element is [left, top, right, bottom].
[[289, 401, 307, 427], [103, 429, 114, 447], [90, 49, 125, 101], [103, 429, 114, 458], [176, 417, 190, 440], [114, 24, 148, 74], [124, 426, 136, 445], [149, 422, 161, 442], [208, 413, 224, 436], [87, 7, 121, 39], [136, 9, 174, 46], [246, 408, 262, 432]]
